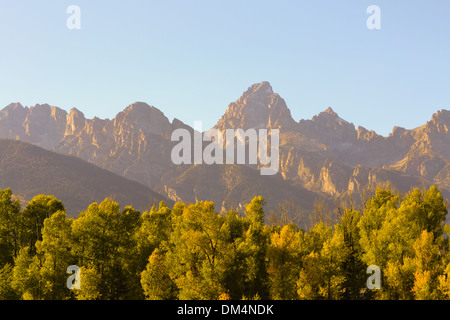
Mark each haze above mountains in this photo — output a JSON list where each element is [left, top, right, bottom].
[[1, 81, 449, 220]]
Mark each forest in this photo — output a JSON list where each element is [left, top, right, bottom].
[[0, 185, 449, 300]]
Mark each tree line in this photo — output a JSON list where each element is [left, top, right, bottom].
[[0, 185, 449, 300]]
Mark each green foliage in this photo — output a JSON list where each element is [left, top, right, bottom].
[[21, 195, 65, 255], [141, 248, 177, 300], [267, 224, 302, 299], [337, 210, 366, 299], [165, 201, 230, 300], [0, 263, 19, 299], [71, 199, 142, 299], [0, 188, 21, 266], [0, 185, 449, 300], [34, 210, 75, 300]]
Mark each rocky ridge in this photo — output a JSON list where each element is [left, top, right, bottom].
[[1, 82, 449, 216]]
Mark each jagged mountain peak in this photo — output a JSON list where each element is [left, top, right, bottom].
[[69, 107, 84, 116], [215, 82, 297, 131], [243, 81, 274, 96], [26, 104, 68, 122], [324, 106, 337, 115], [234, 81, 277, 109], [411, 108, 450, 137], [312, 106, 347, 123], [432, 108, 450, 118], [298, 107, 357, 147], [390, 126, 407, 137], [430, 109, 450, 126], [357, 125, 382, 141]]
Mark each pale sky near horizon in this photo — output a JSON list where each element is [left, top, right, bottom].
[[1, 0, 449, 136]]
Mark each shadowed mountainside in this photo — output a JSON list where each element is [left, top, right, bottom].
[[0, 139, 171, 217]]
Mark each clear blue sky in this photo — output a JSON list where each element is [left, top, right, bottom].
[[1, 0, 449, 136]]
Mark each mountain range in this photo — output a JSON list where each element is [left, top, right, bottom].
[[1, 81, 449, 221]]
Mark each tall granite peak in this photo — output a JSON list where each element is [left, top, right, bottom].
[[214, 81, 298, 131], [243, 81, 274, 97]]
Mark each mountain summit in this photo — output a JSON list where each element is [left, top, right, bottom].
[[214, 81, 298, 131], [114, 102, 172, 136]]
